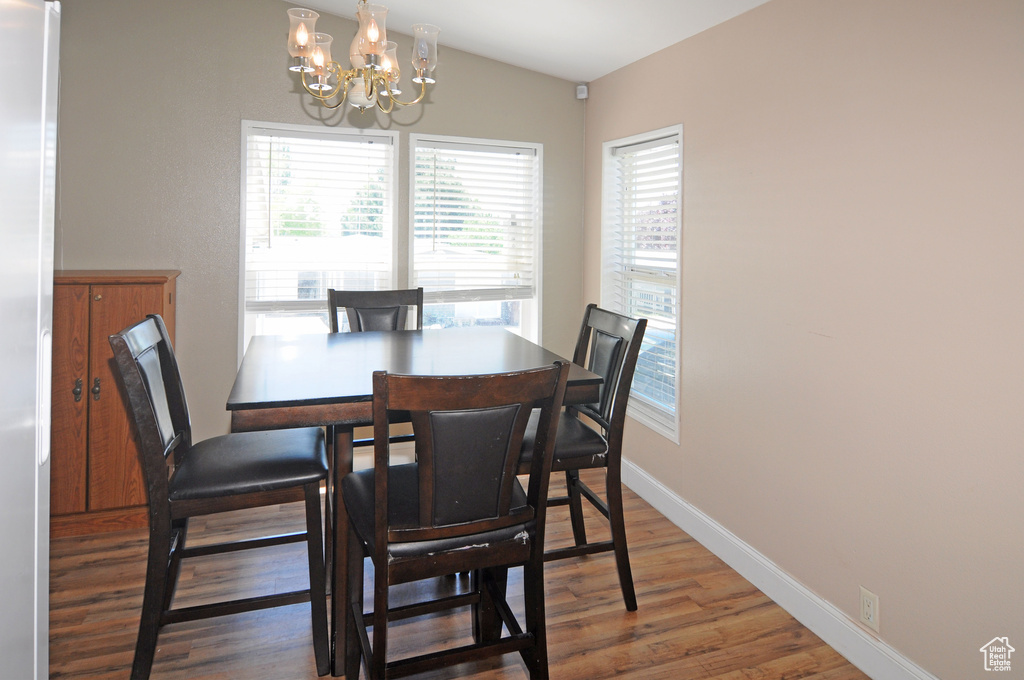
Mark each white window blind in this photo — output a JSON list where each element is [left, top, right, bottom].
[[411, 137, 540, 305], [602, 127, 682, 441], [242, 122, 396, 338]]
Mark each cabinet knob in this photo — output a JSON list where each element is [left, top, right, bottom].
[[72, 378, 83, 402], [93, 294, 102, 301], [91, 378, 101, 400]]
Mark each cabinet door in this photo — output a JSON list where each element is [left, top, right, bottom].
[[50, 285, 89, 515], [86, 284, 165, 511]]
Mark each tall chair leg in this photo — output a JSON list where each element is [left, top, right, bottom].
[[371, 558, 389, 680], [520, 559, 550, 680], [473, 567, 507, 644], [344, 527, 364, 680], [605, 468, 637, 611], [161, 518, 187, 613], [131, 522, 173, 680], [565, 470, 588, 546], [324, 427, 334, 580], [305, 483, 331, 676]]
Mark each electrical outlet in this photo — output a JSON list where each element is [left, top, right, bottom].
[[859, 586, 879, 632]]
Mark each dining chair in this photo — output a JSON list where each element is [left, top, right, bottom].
[[518, 304, 647, 611], [340, 361, 570, 680], [326, 287, 425, 450], [327, 287, 424, 333], [325, 288, 426, 581], [108, 315, 330, 680]]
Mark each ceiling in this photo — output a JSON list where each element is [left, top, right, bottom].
[[290, 0, 772, 83]]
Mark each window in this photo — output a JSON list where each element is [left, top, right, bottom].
[[411, 135, 541, 340], [241, 122, 397, 347], [240, 125, 543, 348], [602, 126, 682, 441]]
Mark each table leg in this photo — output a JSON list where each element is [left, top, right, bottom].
[[331, 426, 354, 677]]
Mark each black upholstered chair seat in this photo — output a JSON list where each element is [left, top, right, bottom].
[[343, 463, 530, 560], [169, 428, 327, 502], [519, 410, 608, 470]]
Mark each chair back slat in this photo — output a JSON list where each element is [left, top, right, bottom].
[[426, 404, 523, 526], [136, 346, 175, 452], [572, 304, 647, 429], [584, 330, 626, 422], [354, 306, 405, 332], [109, 315, 192, 505]]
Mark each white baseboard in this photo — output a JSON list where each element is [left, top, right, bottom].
[[621, 459, 939, 680]]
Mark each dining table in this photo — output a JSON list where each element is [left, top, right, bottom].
[[225, 326, 602, 674]]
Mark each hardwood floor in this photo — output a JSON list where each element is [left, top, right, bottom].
[[50, 471, 868, 680]]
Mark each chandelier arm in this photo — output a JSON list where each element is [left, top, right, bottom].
[[305, 66, 359, 110], [299, 68, 314, 95], [383, 79, 429, 108], [298, 67, 328, 98], [318, 89, 351, 109], [375, 95, 394, 114], [300, 66, 340, 101], [373, 75, 396, 113], [363, 67, 375, 99]]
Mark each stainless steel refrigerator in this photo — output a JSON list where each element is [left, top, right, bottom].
[[0, 1, 60, 677]]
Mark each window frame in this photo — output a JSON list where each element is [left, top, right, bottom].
[[408, 133, 543, 341], [601, 125, 683, 443], [238, 120, 399, 355]]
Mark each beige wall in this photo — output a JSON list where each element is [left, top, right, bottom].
[[55, 0, 585, 440], [584, 1, 1023, 677]]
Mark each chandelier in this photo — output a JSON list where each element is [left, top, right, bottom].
[[286, 2, 439, 113]]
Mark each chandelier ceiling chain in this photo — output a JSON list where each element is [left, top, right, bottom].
[[287, 2, 439, 113]]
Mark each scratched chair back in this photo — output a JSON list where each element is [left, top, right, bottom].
[[340, 361, 570, 679]]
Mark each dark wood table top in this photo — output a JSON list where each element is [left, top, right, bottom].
[[227, 327, 601, 416]]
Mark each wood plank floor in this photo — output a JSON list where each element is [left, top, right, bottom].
[[50, 471, 869, 680]]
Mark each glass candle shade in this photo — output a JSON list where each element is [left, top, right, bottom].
[[356, 3, 388, 67], [310, 33, 334, 91], [382, 41, 401, 94], [349, 32, 366, 70], [411, 24, 439, 83], [287, 8, 319, 72]]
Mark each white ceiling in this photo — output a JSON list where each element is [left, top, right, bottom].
[[290, 0, 772, 83]]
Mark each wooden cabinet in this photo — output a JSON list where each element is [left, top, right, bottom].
[[50, 270, 179, 533]]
